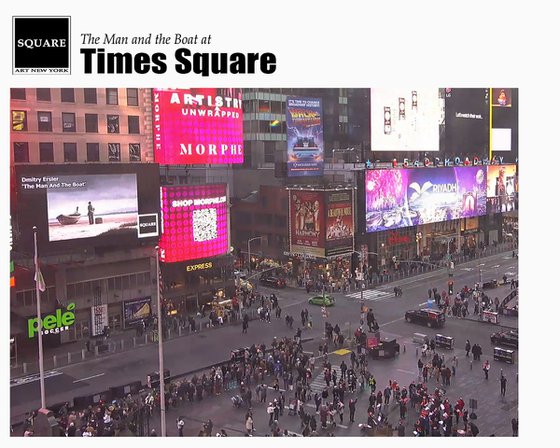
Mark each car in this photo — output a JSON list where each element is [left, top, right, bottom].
[[259, 276, 286, 289], [490, 329, 518, 348], [404, 308, 446, 328], [308, 295, 335, 307]]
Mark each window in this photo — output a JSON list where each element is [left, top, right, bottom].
[[36, 88, 51, 101], [13, 142, 29, 163], [107, 115, 120, 133], [128, 115, 140, 134], [106, 88, 119, 105], [62, 113, 76, 132], [11, 88, 26, 100], [127, 88, 139, 106], [39, 142, 54, 163], [37, 112, 52, 132], [60, 88, 75, 102], [83, 88, 97, 104], [87, 143, 100, 162], [129, 143, 141, 161], [85, 114, 98, 133], [108, 143, 121, 161], [11, 111, 27, 131], [63, 143, 77, 162]]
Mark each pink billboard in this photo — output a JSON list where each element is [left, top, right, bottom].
[[159, 184, 229, 263], [152, 88, 244, 164]]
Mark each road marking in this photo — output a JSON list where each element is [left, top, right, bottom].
[[345, 290, 393, 302], [333, 349, 351, 356], [380, 317, 404, 327], [396, 369, 416, 375], [10, 370, 62, 387], [418, 301, 427, 307], [72, 373, 105, 383]]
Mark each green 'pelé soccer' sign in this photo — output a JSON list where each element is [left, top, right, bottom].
[[27, 303, 76, 338]]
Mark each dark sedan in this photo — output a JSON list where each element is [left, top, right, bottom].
[[259, 276, 286, 289], [490, 330, 518, 348], [405, 308, 446, 328]]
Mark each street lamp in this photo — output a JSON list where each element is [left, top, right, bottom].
[[247, 236, 263, 274]]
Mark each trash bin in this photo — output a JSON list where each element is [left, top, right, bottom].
[[435, 334, 454, 349]]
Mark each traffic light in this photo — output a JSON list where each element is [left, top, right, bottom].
[[448, 280, 454, 295]]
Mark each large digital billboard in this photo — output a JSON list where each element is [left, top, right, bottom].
[[444, 88, 490, 158], [371, 88, 443, 152], [286, 97, 324, 177], [325, 190, 354, 257], [13, 164, 161, 252], [487, 164, 518, 213], [289, 190, 325, 258], [152, 88, 244, 165], [365, 167, 487, 232], [491, 88, 518, 155], [159, 184, 229, 263]]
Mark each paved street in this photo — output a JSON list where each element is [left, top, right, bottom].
[[11, 251, 518, 436]]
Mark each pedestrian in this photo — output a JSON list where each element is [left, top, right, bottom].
[[428, 288, 432, 299], [511, 418, 518, 436], [267, 402, 275, 426], [417, 358, 424, 378], [176, 417, 185, 437], [337, 400, 344, 423], [348, 398, 356, 423], [383, 386, 391, 406], [242, 319, 248, 334], [483, 360, 490, 380], [245, 414, 254, 436], [500, 374, 507, 396], [465, 339, 471, 357]]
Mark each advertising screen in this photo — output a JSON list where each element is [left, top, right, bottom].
[[159, 184, 229, 263], [123, 297, 152, 328], [152, 88, 244, 165], [286, 97, 324, 177], [491, 88, 518, 154], [444, 88, 490, 157], [13, 164, 161, 252], [325, 190, 354, 257], [365, 167, 487, 232], [371, 88, 443, 152], [487, 164, 518, 213], [289, 190, 325, 258]]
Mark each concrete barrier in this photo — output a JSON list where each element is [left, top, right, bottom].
[[413, 333, 428, 344]]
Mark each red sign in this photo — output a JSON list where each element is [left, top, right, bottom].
[[152, 88, 244, 165], [387, 231, 412, 246], [289, 190, 325, 258], [325, 190, 354, 257]]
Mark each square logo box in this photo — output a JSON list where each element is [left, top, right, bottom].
[[13, 16, 71, 74]]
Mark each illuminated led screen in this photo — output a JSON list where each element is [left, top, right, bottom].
[[487, 164, 518, 213], [159, 184, 229, 263], [365, 167, 487, 232], [152, 88, 244, 165], [286, 96, 324, 177], [371, 88, 443, 152]]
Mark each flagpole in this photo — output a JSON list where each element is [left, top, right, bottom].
[[33, 227, 46, 409], [155, 246, 166, 436]]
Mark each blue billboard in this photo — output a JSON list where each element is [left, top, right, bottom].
[[286, 97, 324, 177], [365, 166, 487, 232]]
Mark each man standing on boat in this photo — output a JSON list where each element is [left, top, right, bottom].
[[88, 201, 95, 224]]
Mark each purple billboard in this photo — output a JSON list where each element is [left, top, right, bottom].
[[365, 167, 487, 232]]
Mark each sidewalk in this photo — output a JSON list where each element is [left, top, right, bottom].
[[10, 307, 262, 379]]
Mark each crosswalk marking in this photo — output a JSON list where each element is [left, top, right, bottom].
[[345, 289, 393, 302], [309, 364, 340, 393]]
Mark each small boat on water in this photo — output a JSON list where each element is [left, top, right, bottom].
[[56, 212, 81, 225]]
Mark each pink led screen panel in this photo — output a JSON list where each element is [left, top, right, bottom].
[[152, 88, 244, 164], [159, 184, 229, 263]]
